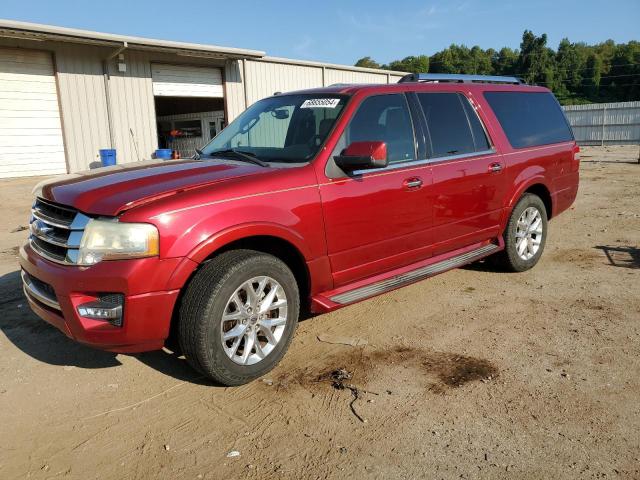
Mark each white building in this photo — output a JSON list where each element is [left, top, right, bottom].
[[0, 19, 406, 178]]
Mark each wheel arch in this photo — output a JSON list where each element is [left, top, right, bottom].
[[210, 235, 311, 305], [165, 229, 312, 352], [523, 183, 553, 219], [507, 179, 554, 221]]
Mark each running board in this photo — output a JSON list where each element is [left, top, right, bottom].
[[329, 243, 499, 305]]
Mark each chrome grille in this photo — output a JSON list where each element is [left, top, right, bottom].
[[29, 198, 90, 265]]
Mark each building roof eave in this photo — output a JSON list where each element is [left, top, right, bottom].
[[0, 18, 266, 59]]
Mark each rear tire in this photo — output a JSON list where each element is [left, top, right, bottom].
[[492, 193, 548, 272], [178, 249, 299, 386]]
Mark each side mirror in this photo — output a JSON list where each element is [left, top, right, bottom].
[[334, 141, 388, 172]]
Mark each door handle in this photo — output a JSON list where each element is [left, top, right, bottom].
[[488, 162, 503, 173], [403, 177, 423, 189]]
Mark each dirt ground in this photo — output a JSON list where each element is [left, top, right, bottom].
[[0, 146, 639, 479]]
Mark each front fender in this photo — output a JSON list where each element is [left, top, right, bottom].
[[163, 222, 314, 291], [186, 222, 313, 264]]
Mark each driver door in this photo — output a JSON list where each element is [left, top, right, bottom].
[[319, 93, 433, 287]]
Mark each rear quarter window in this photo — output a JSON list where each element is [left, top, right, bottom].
[[484, 92, 573, 149]]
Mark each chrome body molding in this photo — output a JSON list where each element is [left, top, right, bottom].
[[351, 149, 496, 176], [21, 270, 61, 310], [330, 243, 499, 305]]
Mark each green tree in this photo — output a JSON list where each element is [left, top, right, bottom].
[[354, 56, 381, 69], [353, 31, 639, 104], [553, 38, 588, 102], [517, 30, 556, 86], [385, 55, 429, 73], [607, 41, 640, 101], [584, 53, 603, 98], [492, 47, 519, 75]]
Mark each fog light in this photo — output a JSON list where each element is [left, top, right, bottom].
[[77, 293, 124, 327]]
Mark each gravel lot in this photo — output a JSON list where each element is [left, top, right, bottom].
[[0, 146, 639, 479]]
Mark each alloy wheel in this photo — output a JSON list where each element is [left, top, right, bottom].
[[515, 206, 543, 261], [220, 276, 288, 365]]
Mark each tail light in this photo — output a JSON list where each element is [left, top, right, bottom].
[[572, 144, 580, 171]]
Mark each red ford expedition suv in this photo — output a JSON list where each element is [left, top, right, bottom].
[[20, 73, 579, 385]]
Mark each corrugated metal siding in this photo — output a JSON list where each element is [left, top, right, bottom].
[[106, 50, 157, 164], [563, 101, 640, 145], [224, 58, 405, 123], [53, 43, 112, 172], [224, 60, 245, 121], [324, 69, 389, 85], [245, 60, 323, 104]]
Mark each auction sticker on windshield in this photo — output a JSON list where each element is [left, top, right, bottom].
[[301, 98, 341, 108]]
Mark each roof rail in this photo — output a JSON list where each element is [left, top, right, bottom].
[[398, 73, 522, 85]]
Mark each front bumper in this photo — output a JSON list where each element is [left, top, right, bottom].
[[19, 243, 187, 353]]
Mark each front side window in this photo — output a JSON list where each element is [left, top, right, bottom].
[[201, 94, 348, 163], [417, 93, 490, 158], [484, 91, 573, 149], [338, 94, 416, 164]]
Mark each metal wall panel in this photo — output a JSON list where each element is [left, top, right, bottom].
[[324, 69, 389, 85], [245, 60, 323, 105], [563, 101, 640, 146], [224, 60, 246, 121], [44, 43, 112, 173], [223, 58, 405, 124], [106, 50, 157, 164]]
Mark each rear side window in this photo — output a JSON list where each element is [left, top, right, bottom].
[[484, 92, 573, 149], [417, 93, 490, 158]]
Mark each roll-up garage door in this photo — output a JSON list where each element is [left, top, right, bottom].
[[151, 64, 223, 98], [0, 48, 67, 178]]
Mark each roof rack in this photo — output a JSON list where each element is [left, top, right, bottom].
[[398, 73, 522, 85]]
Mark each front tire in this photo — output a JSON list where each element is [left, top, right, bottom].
[[493, 193, 548, 272], [178, 249, 299, 386]]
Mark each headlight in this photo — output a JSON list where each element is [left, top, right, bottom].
[[78, 219, 159, 265]]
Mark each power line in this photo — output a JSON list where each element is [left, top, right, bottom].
[[533, 73, 640, 86]]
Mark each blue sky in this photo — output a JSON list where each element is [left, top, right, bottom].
[[2, 0, 638, 65]]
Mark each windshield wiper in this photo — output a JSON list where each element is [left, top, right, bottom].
[[194, 148, 203, 160], [207, 148, 269, 167]]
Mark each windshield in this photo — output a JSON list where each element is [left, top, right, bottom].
[[201, 94, 348, 163]]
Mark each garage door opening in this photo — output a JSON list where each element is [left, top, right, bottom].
[[152, 64, 226, 158]]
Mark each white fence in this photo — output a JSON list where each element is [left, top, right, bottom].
[[563, 101, 640, 146]]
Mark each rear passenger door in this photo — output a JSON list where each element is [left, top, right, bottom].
[[414, 92, 505, 255]]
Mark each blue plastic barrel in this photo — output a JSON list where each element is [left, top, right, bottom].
[[155, 149, 173, 159], [99, 149, 117, 167]]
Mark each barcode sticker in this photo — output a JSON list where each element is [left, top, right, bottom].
[[301, 98, 341, 109]]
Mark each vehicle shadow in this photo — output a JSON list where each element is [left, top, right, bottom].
[[0, 269, 216, 385], [0, 270, 121, 369], [460, 258, 506, 273], [595, 245, 640, 269]]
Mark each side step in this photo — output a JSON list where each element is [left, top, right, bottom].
[[329, 243, 499, 305]]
